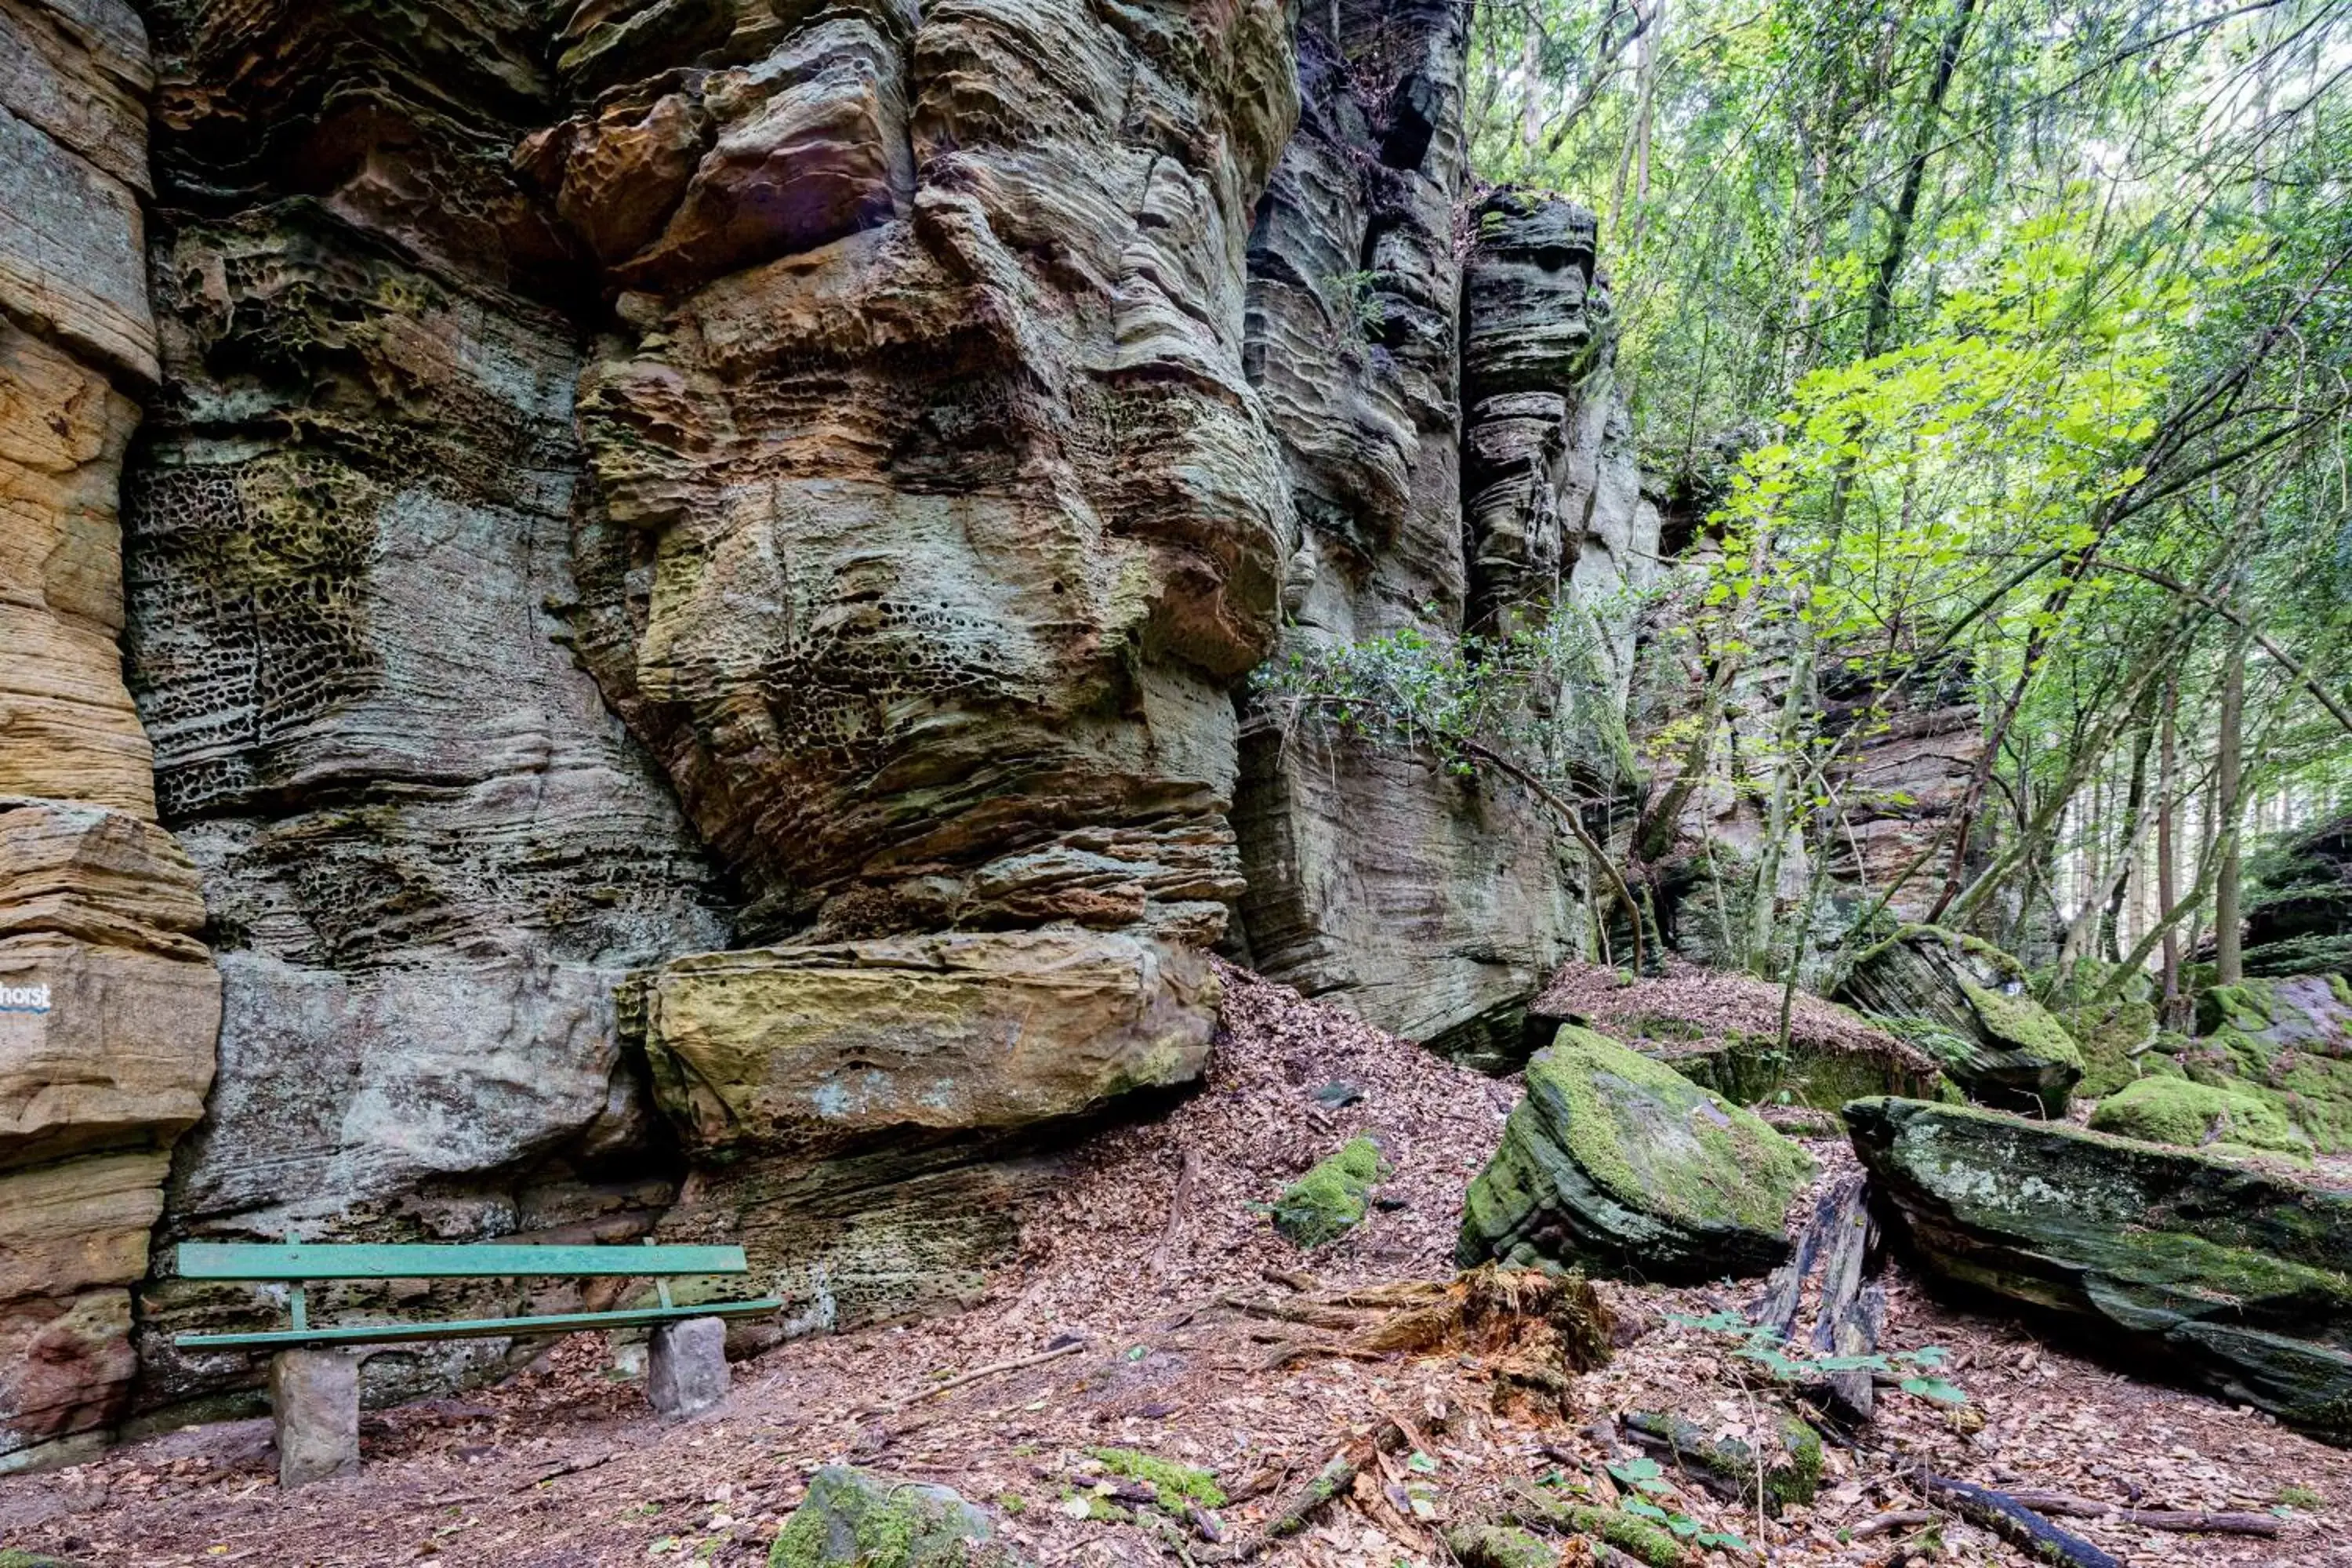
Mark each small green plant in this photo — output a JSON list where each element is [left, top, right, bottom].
[[2278, 1483, 2325, 1510], [1668, 1311, 1966, 1403], [1086, 1447, 1227, 1513], [1325, 269, 1385, 339], [1586, 1465, 1748, 1552], [998, 1491, 1028, 1515]]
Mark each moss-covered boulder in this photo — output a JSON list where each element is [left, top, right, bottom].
[[2087, 1076, 2310, 1159], [2184, 975, 2352, 1153], [1272, 1138, 1384, 1247], [2060, 999, 2162, 1099], [1846, 1097, 2352, 1440], [1528, 960, 1940, 1113], [771, 1467, 1019, 1568], [1623, 1409, 1822, 1512], [1457, 1026, 1814, 1282], [1840, 926, 2081, 1114]]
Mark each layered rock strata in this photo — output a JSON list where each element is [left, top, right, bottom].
[[122, 0, 728, 1418], [0, 0, 220, 1468], [1849, 1097, 2352, 1441], [1232, 23, 1657, 1056], [13, 0, 1656, 1431]]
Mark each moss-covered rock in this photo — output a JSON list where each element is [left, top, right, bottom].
[[1623, 1409, 1822, 1512], [1457, 1026, 1814, 1282], [2061, 1000, 2160, 1098], [1840, 926, 2082, 1115], [770, 1466, 1019, 1568], [2088, 1076, 2310, 1157], [1527, 960, 1940, 1114], [1846, 1097, 2352, 1441], [2181, 975, 2352, 1154], [1271, 1137, 1385, 1247]]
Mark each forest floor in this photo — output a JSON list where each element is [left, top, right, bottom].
[[2, 964, 2347, 1568]]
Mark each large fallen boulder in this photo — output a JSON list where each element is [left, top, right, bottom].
[[630, 931, 1220, 1159], [1458, 1026, 1813, 1282], [1838, 926, 2080, 1114], [1530, 960, 1939, 1111], [1846, 1097, 2352, 1440]]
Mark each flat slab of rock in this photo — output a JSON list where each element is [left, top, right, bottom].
[[630, 931, 1218, 1160], [1847, 1097, 2352, 1439], [1529, 960, 1940, 1109], [1457, 1025, 1813, 1282]]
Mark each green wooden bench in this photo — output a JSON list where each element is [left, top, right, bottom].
[[172, 1240, 782, 1350], [173, 1240, 782, 1485]]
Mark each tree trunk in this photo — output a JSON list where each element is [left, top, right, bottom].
[[1861, 0, 1980, 359], [2158, 673, 2183, 1022], [2102, 713, 2156, 962], [2215, 629, 2248, 985]]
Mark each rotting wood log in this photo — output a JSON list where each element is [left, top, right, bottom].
[[1809, 1178, 1878, 1353], [1826, 1282, 1887, 1422], [1848, 1508, 1939, 1538], [1999, 1491, 2281, 1537], [1918, 1474, 2127, 1568]]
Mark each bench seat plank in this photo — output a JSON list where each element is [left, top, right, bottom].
[[173, 1298, 784, 1351], [177, 1242, 750, 1281]]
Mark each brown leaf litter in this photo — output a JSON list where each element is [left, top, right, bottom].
[[2, 961, 2348, 1566]]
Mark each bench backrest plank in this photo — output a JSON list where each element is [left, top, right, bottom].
[[177, 1242, 750, 1281]]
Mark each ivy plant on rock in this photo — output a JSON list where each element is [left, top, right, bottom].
[[1846, 1097, 2352, 1441], [1457, 1026, 1813, 1281]]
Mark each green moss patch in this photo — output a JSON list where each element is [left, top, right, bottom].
[[2089, 1076, 2309, 1156], [1084, 1448, 1225, 1512], [1272, 1137, 1385, 1247], [1623, 1409, 1821, 1512]]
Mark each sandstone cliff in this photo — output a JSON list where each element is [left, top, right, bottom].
[[0, 0, 218, 1469], [0, 0, 1657, 1444]]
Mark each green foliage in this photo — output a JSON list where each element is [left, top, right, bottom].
[[1463, 0, 2352, 966], [1666, 1310, 1964, 1403]]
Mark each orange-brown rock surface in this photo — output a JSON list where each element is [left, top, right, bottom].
[[0, 0, 219, 1470]]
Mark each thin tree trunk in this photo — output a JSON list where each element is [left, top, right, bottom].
[[2215, 629, 2248, 985], [1862, 0, 1980, 359], [2158, 673, 2183, 1022], [1749, 647, 1815, 971], [2100, 713, 2156, 963]]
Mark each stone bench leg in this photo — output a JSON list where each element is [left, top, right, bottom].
[[269, 1348, 362, 1488], [648, 1316, 729, 1416]]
